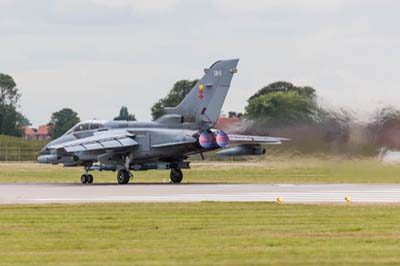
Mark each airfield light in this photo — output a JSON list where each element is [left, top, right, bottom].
[[345, 195, 351, 204], [276, 196, 284, 204]]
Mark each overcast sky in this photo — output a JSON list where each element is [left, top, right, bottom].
[[1, 0, 399, 126]]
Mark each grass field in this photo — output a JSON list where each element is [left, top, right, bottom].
[[1, 157, 400, 183], [0, 202, 399, 266], [0, 135, 48, 149], [0, 135, 48, 161], [1, 159, 400, 265]]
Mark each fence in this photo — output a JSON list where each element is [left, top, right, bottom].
[[0, 147, 39, 161]]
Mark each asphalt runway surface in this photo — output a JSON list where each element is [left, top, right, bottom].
[[0, 183, 400, 204]]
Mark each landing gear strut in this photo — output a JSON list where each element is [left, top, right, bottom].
[[170, 168, 183, 183], [117, 169, 132, 184]]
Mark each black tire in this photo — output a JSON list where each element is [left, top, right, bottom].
[[170, 168, 183, 183], [87, 174, 93, 184], [117, 169, 131, 184], [81, 174, 88, 184]]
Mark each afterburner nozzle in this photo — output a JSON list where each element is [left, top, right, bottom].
[[216, 131, 229, 148], [199, 131, 213, 149]]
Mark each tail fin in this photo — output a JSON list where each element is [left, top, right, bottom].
[[164, 59, 239, 129]]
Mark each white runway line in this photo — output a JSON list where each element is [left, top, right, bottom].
[[31, 191, 400, 203], [1, 183, 400, 204]]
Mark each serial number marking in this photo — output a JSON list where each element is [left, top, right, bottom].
[[213, 70, 222, 77]]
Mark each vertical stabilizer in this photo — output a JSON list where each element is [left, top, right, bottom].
[[164, 59, 239, 129]]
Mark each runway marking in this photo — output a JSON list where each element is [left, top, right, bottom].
[[31, 191, 400, 203], [2, 183, 400, 204]]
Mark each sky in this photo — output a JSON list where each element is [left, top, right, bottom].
[[1, 0, 400, 127]]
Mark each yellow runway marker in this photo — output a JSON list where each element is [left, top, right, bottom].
[[345, 195, 351, 204], [276, 196, 284, 204]]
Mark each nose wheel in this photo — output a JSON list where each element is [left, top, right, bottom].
[[170, 168, 183, 183], [117, 169, 132, 184], [81, 174, 93, 184]]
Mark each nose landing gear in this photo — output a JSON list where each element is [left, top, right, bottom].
[[81, 174, 93, 184]]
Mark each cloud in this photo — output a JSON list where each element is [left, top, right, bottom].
[[87, 0, 179, 13], [214, 0, 347, 12], [1, 0, 400, 126], [0, 0, 11, 5]]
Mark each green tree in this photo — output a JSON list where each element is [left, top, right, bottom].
[[114, 106, 136, 121], [0, 73, 20, 105], [249, 81, 316, 101], [151, 79, 198, 120], [368, 106, 400, 148], [0, 73, 29, 137], [0, 104, 28, 137], [48, 108, 80, 139], [17, 112, 31, 127], [245, 90, 317, 125]]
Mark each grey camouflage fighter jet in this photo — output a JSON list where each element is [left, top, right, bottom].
[[38, 59, 287, 184]]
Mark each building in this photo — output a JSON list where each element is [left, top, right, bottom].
[[23, 125, 51, 141], [214, 117, 241, 131], [23, 127, 37, 140]]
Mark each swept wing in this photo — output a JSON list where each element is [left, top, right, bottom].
[[48, 131, 138, 153]]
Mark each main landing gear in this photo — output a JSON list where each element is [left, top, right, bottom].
[[170, 168, 183, 183], [117, 169, 132, 185], [80, 162, 187, 184], [80, 170, 133, 185], [81, 169, 133, 185]]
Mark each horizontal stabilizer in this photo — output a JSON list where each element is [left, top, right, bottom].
[[217, 144, 266, 156], [227, 134, 289, 145]]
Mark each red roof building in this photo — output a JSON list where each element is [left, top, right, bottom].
[[23, 125, 51, 141], [214, 117, 241, 131], [23, 127, 36, 140], [36, 125, 51, 140]]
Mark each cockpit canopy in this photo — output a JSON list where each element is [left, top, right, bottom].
[[65, 120, 106, 135]]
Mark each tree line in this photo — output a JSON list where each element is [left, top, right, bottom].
[[151, 79, 400, 153], [2, 71, 400, 153], [0, 73, 138, 139], [0, 74, 30, 137]]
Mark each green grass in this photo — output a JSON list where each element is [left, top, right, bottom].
[[0, 134, 47, 149], [0, 135, 47, 161], [0, 202, 399, 265], [1, 157, 400, 183]]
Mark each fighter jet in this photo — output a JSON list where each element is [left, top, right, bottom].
[[38, 59, 287, 184]]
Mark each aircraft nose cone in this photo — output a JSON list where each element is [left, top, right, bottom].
[[40, 143, 51, 155], [40, 148, 48, 155]]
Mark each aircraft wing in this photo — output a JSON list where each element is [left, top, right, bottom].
[[152, 138, 197, 149], [227, 134, 288, 145], [48, 131, 138, 153]]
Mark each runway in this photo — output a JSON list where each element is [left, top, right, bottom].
[[0, 183, 400, 204]]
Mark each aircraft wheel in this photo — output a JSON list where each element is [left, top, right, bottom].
[[81, 174, 88, 184], [117, 169, 131, 184], [170, 168, 183, 183], [87, 174, 94, 184]]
